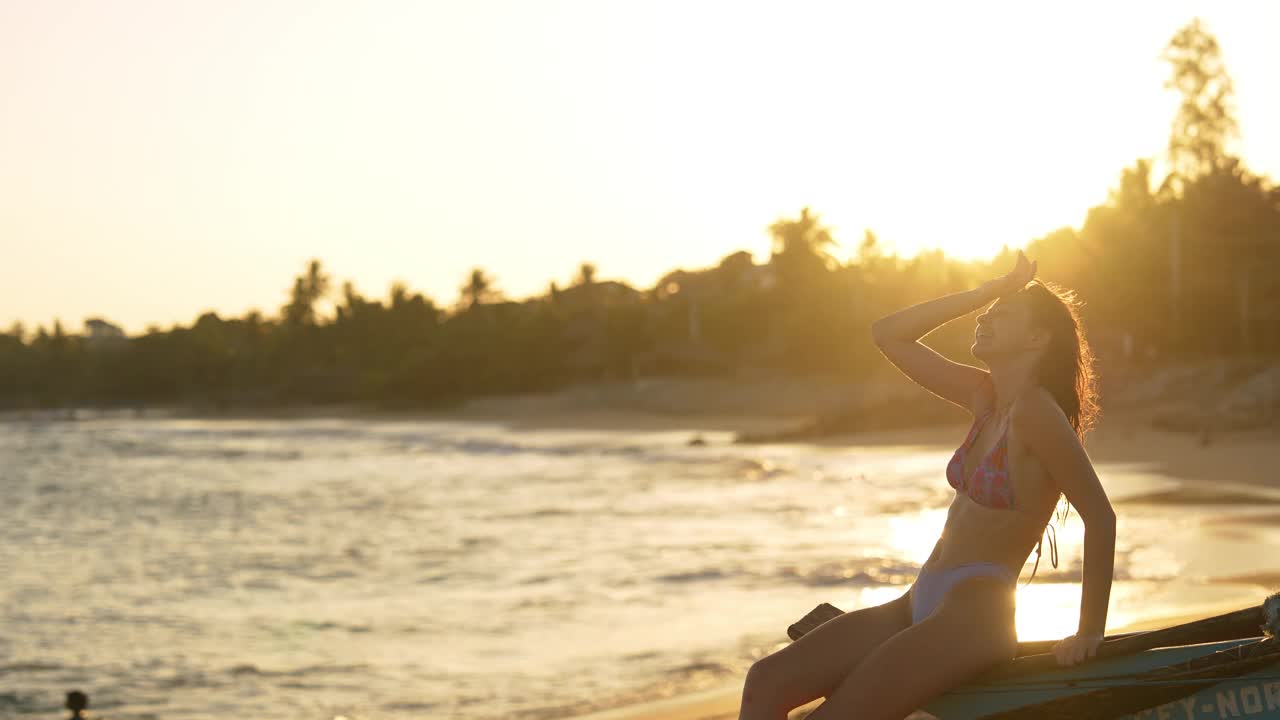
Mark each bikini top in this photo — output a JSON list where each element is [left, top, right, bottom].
[[946, 394, 1059, 584], [947, 408, 1014, 510]]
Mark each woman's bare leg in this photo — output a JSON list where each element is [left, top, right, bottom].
[[738, 589, 913, 720], [800, 576, 1017, 720]]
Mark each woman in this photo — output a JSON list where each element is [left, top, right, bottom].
[[737, 251, 1116, 720]]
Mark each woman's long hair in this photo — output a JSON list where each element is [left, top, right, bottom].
[[1020, 279, 1100, 528], [1021, 279, 1100, 440]]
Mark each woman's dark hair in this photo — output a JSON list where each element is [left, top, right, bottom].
[[1019, 279, 1100, 529], [1019, 279, 1100, 441]]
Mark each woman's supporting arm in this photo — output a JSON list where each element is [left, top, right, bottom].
[[1077, 512, 1117, 636], [1014, 388, 1116, 638]]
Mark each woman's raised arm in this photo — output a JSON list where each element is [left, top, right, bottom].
[[870, 251, 1036, 413]]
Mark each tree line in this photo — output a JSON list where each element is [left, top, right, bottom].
[[1, 18, 1276, 413]]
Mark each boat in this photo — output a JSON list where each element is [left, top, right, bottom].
[[786, 592, 1280, 719]]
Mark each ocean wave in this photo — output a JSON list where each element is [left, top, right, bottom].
[[91, 435, 305, 462], [225, 662, 371, 678], [519, 573, 561, 585], [655, 569, 732, 583], [380, 700, 443, 712], [663, 660, 735, 676], [0, 690, 40, 714], [483, 507, 575, 520], [286, 620, 373, 633], [648, 558, 919, 589], [0, 661, 62, 676], [775, 559, 920, 587], [380, 428, 797, 476]]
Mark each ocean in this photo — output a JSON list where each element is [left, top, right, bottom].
[[3, 412, 1278, 718]]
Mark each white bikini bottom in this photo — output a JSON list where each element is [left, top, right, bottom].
[[909, 562, 1017, 625]]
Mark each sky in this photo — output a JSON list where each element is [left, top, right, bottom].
[[2, 1, 1278, 335]]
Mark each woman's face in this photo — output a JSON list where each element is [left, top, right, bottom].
[[972, 294, 1040, 362]]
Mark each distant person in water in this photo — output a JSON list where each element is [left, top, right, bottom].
[[737, 251, 1115, 720], [65, 690, 89, 719]]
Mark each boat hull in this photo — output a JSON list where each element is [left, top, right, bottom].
[[1113, 668, 1280, 720], [921, 638, 1280, 719]]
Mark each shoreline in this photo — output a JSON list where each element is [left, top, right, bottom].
[[13, 397, 1280, 490], [424, 402, 1280, 490], [17, 397, 1280, 499]]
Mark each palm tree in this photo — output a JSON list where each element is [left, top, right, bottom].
[[283, 259, 332, 326], [1159, 17, 1240, 196], [459, 267, 499, 310], [768, 206, 841, 294]]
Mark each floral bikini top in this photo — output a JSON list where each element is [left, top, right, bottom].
[[946, 391, 1059, 584], [947, 407, 1014, 509]]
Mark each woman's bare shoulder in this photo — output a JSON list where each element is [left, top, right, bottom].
[[1011, 387, 1068, 425]]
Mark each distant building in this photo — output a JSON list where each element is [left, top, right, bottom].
[[555, 280, 645, 304], [83, 318, 127, 348]]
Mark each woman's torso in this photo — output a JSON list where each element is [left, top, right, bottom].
[[923, 382, 1061, 580]]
